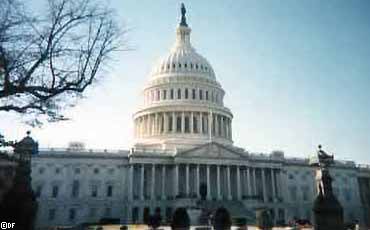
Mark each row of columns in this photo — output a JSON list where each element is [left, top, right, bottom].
[[135, 112, 232, 140], [128, 164, 282, 202]]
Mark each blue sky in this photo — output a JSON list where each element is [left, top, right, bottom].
[[1, 0, 370, 163]]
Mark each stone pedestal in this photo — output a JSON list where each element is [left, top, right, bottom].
[[313, 169, 344, 230]]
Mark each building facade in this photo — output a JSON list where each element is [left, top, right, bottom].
[[30, 5, 370, 228]]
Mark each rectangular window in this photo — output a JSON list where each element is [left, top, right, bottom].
[[170, 89, 174, 99], [163, 90, 167, 100], [185, 88, 188, 99], [206, 91, 209, 100], [199, 90, 203, 100], [52, 185, 59, 198], [192, 89, 196, 99], [69, 208, 76, 221], [107, 185, 113, 197], [71, 180, 79, 198], [48, 209, 56, 221], [91, 185, 98, 197], [156, 90, 160, 101]]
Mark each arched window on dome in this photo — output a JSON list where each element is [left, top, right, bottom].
[[172, 63, 176, 69], [185, 88, 188, 99], [170, 89, 174, 99], [184, 116, 190, 133], [205, 91, 209, 100], [205, 66, 208, 71], [184, 63, 187, 68], [196, 64, 199, 69], [176, 116, 181, 132], [199, 90, 203, 100], [190, 63, 193, 69], [167, 64, 170, 70], [177, 89, 181, 99], [163, 90, 167, 100], [200, 65, 203, 70], [193, 116, 198, 133], [178, 63, 181, 68], [192, 89, 196, 99], [156, 90, 160, 101]]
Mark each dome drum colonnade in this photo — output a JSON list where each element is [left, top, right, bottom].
[[133, 5, 233, 149]]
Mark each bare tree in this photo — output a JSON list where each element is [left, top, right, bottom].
[[0, 0, 124, 126]]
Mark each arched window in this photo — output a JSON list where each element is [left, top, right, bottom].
[[184, 63, 187, 68], [192, 89, 196, 99], [196, 64, 199, 69], [199, 90, 203, 100], [156, 90, 160, 101], [178, 63, 181, 68], [184, 116, 190, 133], [176, 117, 181, 132], [177, 89, 181, 99], [172, 63, 176, 69], [185, 88, 188, 99], [190, 63, 193, 69], [107, 185, 113, 197], [170, 89, 174, 99]]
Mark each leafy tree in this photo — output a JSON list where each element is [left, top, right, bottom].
[[0, 0, 124, 127]]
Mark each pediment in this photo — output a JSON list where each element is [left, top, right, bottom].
[[177, 142, 246, 159]]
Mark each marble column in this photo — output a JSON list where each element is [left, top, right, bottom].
[[151, 164, 155, 200], [247, 167, 251, 196], [186, 164, 190, 196], [196, 165, 200, 198], [163, 112, 168, 134], [214, 114, 219, 137], [161, 165, 166, 200], [227, 165, 232, 200], [252, 168, 256, 196], [174, 165, 179, 197], [154, 113, 158, 135], [206, 165, 211, 200], [190, 112, 194, 133], [261, 168, 267, 202], [199, 112, 203, 134], [271, 168, 276, 202], [172, 112, 176, 133], [129, 165, 134, 200], [220, 116, 224, 137], [181, 112, 185, 133], [140, 164, 145, 200], [217, 165, 221, 200], [237, 166, 241, 200]]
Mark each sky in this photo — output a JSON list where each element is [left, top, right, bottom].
[[1, 0, 370, 163]]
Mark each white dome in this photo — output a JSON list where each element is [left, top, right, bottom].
[[133, 4, 233, 151], [150, 25, 216, 80]]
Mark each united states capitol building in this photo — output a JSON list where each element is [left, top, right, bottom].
[[31, 5, 370, 228]]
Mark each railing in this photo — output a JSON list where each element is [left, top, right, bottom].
[[38, 147, 128, 154]]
